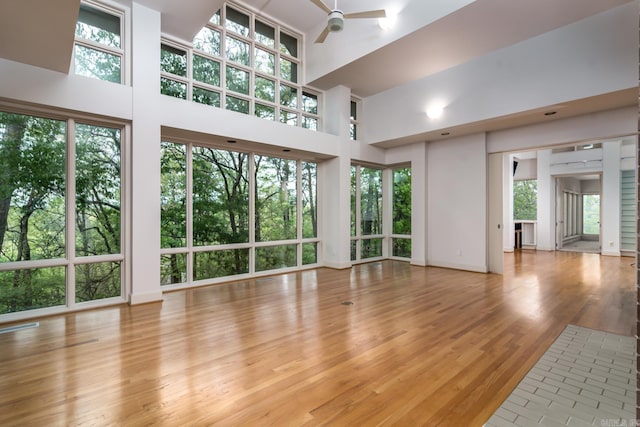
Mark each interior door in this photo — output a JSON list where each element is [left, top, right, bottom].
[[555, 178, 563, 250]]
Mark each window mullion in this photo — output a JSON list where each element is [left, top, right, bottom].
[[66, 119, 77, 308]]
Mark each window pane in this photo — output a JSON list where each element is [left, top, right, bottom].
[[256, 245, 296, 272], [161, 77, 187, 99], [225, 7, 250, 37], [226, 66, 249, 95], [351, 240, 357, 261], [225, 96, 250, 114], [255, 76, 275, 102], [392, 167, 411, 235], [255, 156, 297, 242], [302, 242, 317, 265], [161, 253, 187, 285], [76, 4, 120, 48], [193, 27, 220, 56], [513, 180, 537, 220], [280, 84, 297, 108], [193, 87, 221, 107], [75, 261, 121, 302], [161, 142, 186, 248], [350, 166, 357, 236], [302, 92, 318, 114], [361, 167, 382, 235], [255, 48, 275, 75], [280, 32, 298, 57], [350, 101, 357, 120], [74, 45, 121, 83], [350, 123, 357, 141], [361, 238, 382, 259], [193, 55, 220, 86], [0, 112, 66, 263], [280, 110, 297, 126], [161, 44, 187, 76], [209, 10, 221, 26], [192, 148, 249, 245], [393, 238, 411, 258], [225, 36, 250, 66], [255, 21, 275, 48], [583, 194, 600, 235], [280, 58, 298, 83], [255, 104, 275, 120], [301, 162, 317, 238], [75, 124, 121, 256], [0, 267, 65, 314], [302, 116, 318, 131], [194, 249, 249, 280]]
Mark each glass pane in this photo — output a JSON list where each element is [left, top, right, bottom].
[[255, 21, 275, 48], [255, 76, 275, 102], [350, 166, 357, 236], [280, 110, 297, 126], [75, 261, 121, 302], [350, 123, 357, 141], [583, 194, 600, 235], [302, 242, 317, 265], [361, 167, 382, 235], [350, 240, 357, 261], [225, 7, 250, 37], [513, 180, 537, 220], [209, 10, 221, 26], [161, 78, 187, 99], [193, 27, 220, 56], [0, 112, 66, 263], [350, 100, 357, 120], [192, 147, 249, 245], [255, 156, 297, 242], [301, 162, 317, 238], [255, 104, 275, 121], [161, 44, 187, 76], [0, 267, 65, 314], [280, 84, 297, 108], [225, 36, 250, 66], [256, 245, 296, 272], [161, 253, 187, 285], [193, 87, 221, 107], [76, 4, 121, 48], [280, 58, 298, 83], [193, 55, 220, 86], [75, 124, 121, 256], [226, 66, 249, 94], [280, 31, 298, 57], [302, 92, 318, 114], [74, 44, 121, 83], [361, 238, 382, 259], [393, 238, 411, 258], [161, 142, 186, 248], [302, 116, 318, 131], [255, 48, 275, 75], [225, 96, 250, 114], [194, 249, 249, 280], [392, 167, 411, 235]]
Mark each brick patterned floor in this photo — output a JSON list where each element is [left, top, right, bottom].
[[485, 325, 636, 426]]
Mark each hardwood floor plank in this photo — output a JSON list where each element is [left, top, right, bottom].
[[0, 251, 634, 426]]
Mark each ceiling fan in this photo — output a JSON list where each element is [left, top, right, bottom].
[[310, 0, 386, 43]]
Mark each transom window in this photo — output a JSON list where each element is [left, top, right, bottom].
[[74, 1, 124, 83], [160, 2, 320, 131]]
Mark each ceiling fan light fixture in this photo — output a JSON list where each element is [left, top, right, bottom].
[[328, 10, 344, 32]]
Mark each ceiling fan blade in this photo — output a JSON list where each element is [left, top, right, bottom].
[[314, 25, 330, 43], [310, 0, 332, 14], [344, 9, 386, 19]]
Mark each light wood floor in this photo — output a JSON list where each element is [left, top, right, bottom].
[[0, 251, 635, 426]]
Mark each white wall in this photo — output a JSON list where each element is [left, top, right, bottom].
[[514, 159, 537, 181], [601, 141, 621, 256], [427, 134, 487, 272]]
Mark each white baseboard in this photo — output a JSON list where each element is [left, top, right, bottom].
[[323, 260, 352, 270], [601, 249, 621, 257], [129, 290, 163, 305], [428, 260, 488, 273], [410, 258, 427, 266]]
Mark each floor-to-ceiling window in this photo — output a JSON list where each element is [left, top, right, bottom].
[[0, 110, 126, 317], [160, 141, 318, 287], [391, 166, 411, 258]]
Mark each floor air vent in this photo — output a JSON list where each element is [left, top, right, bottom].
[[0, 322, 39, 334]]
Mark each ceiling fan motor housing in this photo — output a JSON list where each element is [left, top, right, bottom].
[[328, 10, 344, 32]]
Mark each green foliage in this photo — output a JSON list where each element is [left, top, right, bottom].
[[513, 180, 537, 220], [582, 195, 600, 235], [361, 167, 383, 236], [393, 168, 411, 235]]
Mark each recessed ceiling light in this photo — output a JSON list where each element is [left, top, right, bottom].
[[544, 111, 557, 116], [378, 13, 397, 30], [441, 132, 450, 136], [426, 105, 444, 119], [227, 139, 237, 143], [283, 149, 291, 152]]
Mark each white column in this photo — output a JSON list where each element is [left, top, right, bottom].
[[319, 85, 352, 269], [410, 143, 428, 266], [536, 149, 554, 251], [601, 140, 621, 256], [129, 4, 163, 304]]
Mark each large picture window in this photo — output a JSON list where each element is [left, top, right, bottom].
[[0, 111, 125, 316], [160, 141, 318, 286], [160, 2, 320, 131]]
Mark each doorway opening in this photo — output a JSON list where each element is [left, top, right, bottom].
[[555, 174, 601, 254]]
